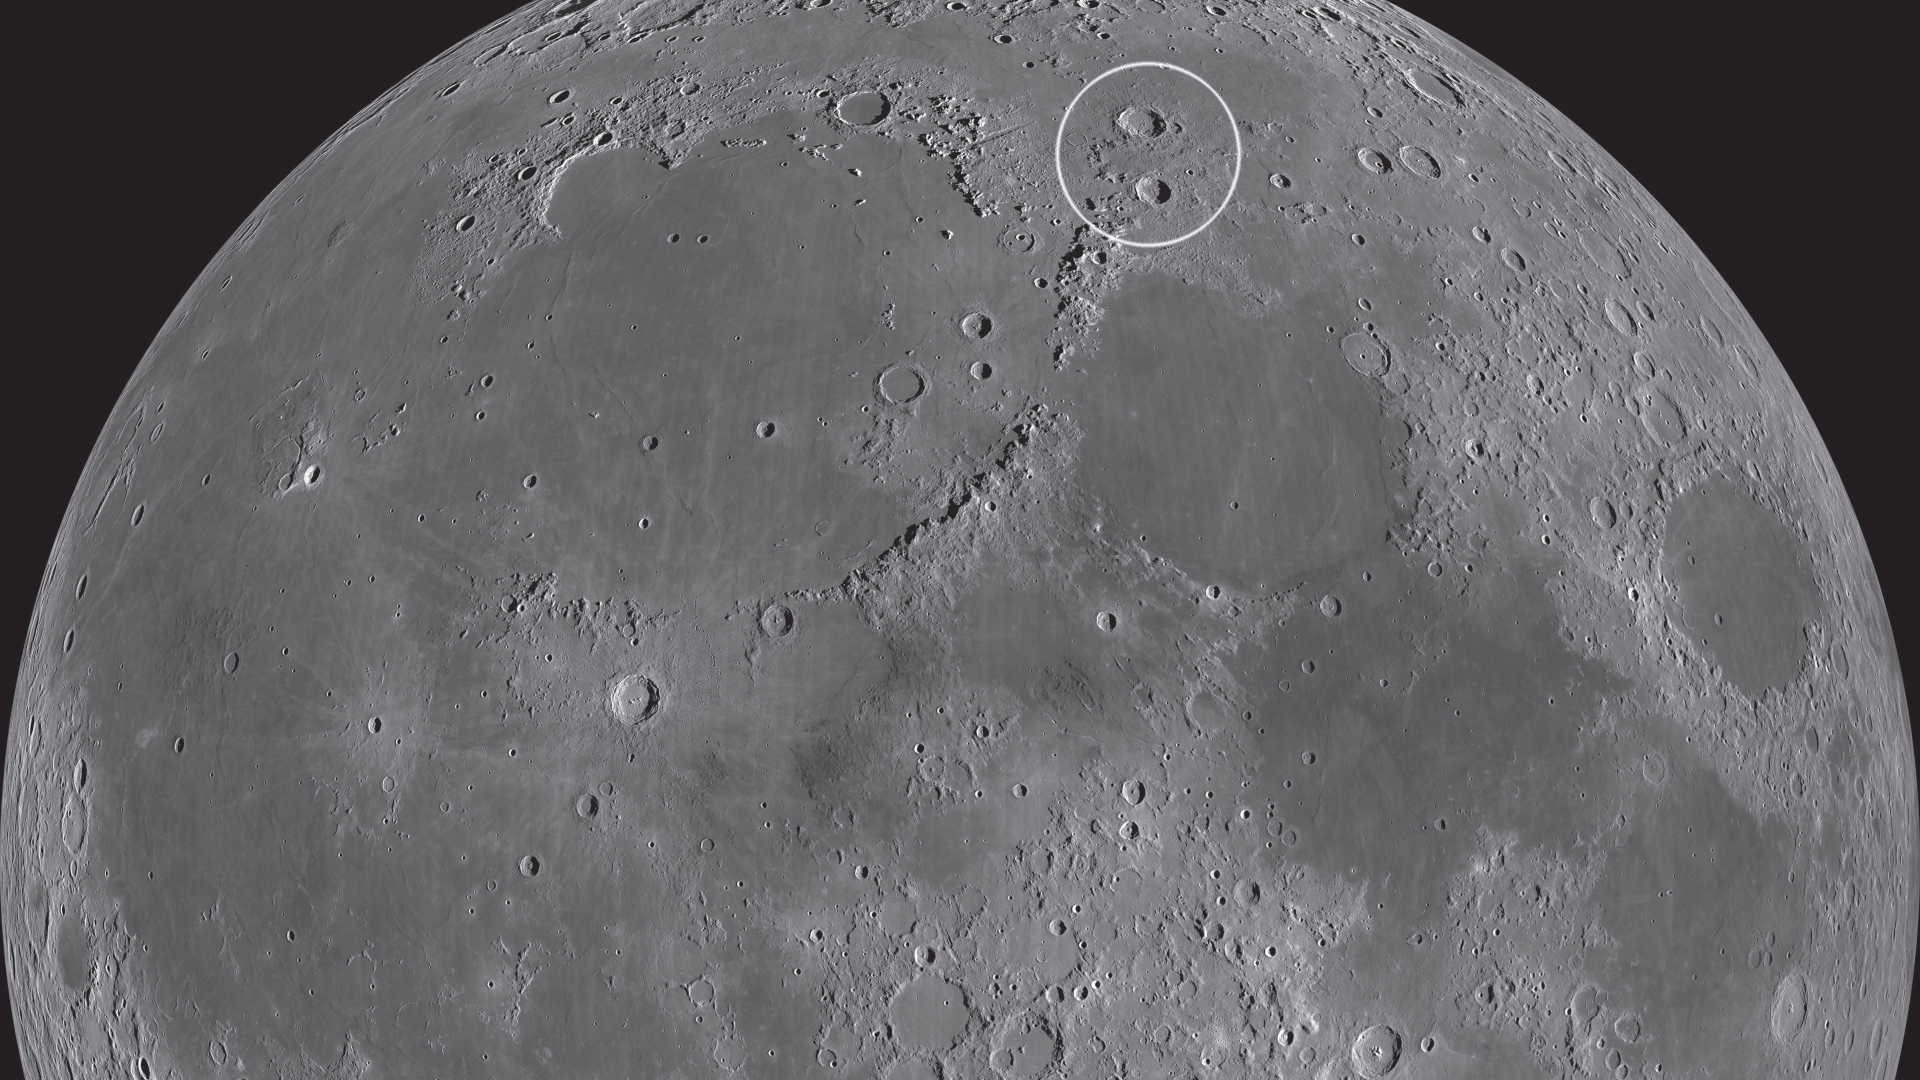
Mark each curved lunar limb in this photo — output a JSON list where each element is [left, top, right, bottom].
[[4, 3, 1912, 1080]]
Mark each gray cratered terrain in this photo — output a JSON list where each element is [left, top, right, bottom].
[[3, 2, 1913, 1079]]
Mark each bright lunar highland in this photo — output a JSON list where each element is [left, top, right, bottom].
[[3, 2, 1912, 1079]]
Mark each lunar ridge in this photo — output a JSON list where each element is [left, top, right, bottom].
[[4, 3, 1913, 1080]]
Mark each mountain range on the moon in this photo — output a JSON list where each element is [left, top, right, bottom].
[[2, 3, 1912, 1080]]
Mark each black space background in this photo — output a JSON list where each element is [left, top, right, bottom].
[[2, 1, 1911, 1060]]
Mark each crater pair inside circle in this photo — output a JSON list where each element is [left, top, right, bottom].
[[1055, 61, 1242, 248]]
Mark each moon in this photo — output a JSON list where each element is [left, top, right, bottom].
[[4, 3, 1912, 1080]]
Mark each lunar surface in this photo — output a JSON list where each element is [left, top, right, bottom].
[[3, 2, 1913, 1079]]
